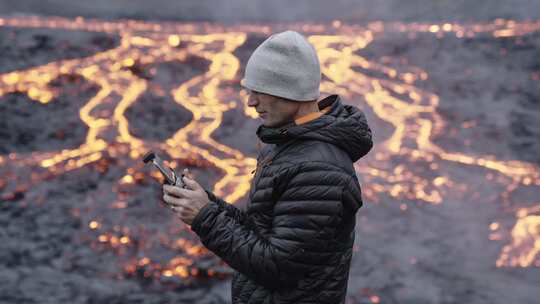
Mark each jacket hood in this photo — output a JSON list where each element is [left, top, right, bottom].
[[256, 94, 373, 162]]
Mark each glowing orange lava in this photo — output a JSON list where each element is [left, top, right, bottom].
[[1, 15, 539, 280]]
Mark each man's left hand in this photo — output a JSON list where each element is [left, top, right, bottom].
[[162, 168, 210, 226]]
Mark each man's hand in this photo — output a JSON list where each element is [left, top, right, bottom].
[[162, 168, 210, 226]]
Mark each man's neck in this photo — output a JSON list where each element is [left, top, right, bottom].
[[293, 101, 320, 120]]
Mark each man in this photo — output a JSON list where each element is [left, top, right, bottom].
[[163, 30, 373, 303]]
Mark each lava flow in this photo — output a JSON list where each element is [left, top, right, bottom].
[[0, 15, 539, 288]]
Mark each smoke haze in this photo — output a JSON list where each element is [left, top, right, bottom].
[[1, 0, 540, 23]]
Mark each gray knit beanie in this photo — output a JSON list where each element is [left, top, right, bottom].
[[241, 30, 321, 102]]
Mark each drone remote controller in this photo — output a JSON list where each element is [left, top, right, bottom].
[[142, 151, 186, 188]]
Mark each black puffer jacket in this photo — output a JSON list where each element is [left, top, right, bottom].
[[191, 94, 373, 303]]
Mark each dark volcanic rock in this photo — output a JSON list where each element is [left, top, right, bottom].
[[125, 57, 211, 141], [125, 91, 193, 141], [0, 74, 98, 154], [0, 27, 120, 74], [508, 111, 540, 164]]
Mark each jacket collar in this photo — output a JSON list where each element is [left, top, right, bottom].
[[255, 94, 373, 162], [256, 94, 339, 146]]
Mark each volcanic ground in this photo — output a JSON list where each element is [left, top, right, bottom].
[[0, 16, 539, 304]]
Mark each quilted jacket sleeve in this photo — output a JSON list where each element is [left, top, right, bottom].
[[203, 188, 247, 223], [191, 163, 349, 289]]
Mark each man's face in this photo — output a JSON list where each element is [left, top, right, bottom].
[[246, 89, 300, 128]]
